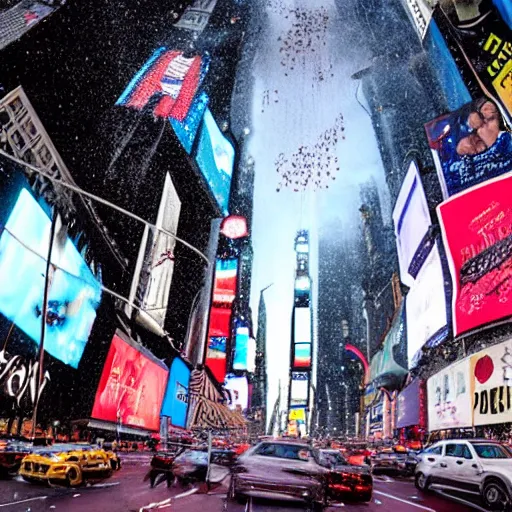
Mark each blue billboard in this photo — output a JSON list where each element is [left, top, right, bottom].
[[0, 188, 102, 368], [171, 92, 209, 154], [161, 357, 191, 428], [233, 326, 249, 371], [195, 109, 234, 215]]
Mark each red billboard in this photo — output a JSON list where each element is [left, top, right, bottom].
[[438, 173, 512, 336], [91, 331, 168, 431]]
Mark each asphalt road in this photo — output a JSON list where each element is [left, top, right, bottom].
[[0, 460, 488, 512]]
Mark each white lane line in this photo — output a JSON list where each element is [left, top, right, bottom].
[[138, 486, 199, 511], [374, 490, 437, 511], [0, 496, 48, 508]]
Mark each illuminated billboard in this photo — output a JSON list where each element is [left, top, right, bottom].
[[393, 160, 431, 286], [293, 343, 311, 368], [295, 275, 310, 291], [438, 173, 512, 336], [294, 307, 311, 344], [233, 326, 249, 371], [290, 372, 309, 403], [406, 242, 449, 368], [213, 259, 238, 304], [161, 357, 190, 429], [0, 188, 102, 368], [91, 332, 168, 431], [224, 374, 248, 412], [173, 0, 219, 33], [195, 109, 234, 215], [425, 98, 512, 198], [116, 48, 209, 121]]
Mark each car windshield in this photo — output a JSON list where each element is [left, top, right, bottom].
[[473, 444, 512, 459], [255, 443, 310, 461], [320, 451, 347, 467]]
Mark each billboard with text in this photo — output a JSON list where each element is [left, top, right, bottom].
[[161, 357, 190, 428]]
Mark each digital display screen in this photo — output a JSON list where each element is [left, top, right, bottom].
[[91, 332, 168, 431], [293, 343, 311, 368], [406, 242, 448, 367], [161, 357, 190, 429], [288, 407, 306, 423], [213, 259, 238, 304], [233, 326, 249, 371], [392, 161, 431, 286], [195, 109, 235, 215], [438, 173, 512, 336], [294, 307, 311, 344], [224, 374, 248, 412], [296, 242, 309, 253], [0, 189, 102, 368], [290, 373, 308, 402], [295, 276, 310, 291]]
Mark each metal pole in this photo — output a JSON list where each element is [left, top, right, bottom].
[[205, 430, 212, 487], [31, 209, 57, 440]]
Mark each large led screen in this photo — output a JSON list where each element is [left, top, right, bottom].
[[213, 259, 238, 304], [195, 109, 235, 215], [425, 98, 512, 198], [161, 357, 190, 428], [393, 161, 431, 286], [293, 343, 311, 368], [116, 48, 209, 121], [406, 242, 448, 368], [233, 326, 249, 371], [0, 188, 102, 368], [224, 374, 248, 412], [91, 332, 168, 431], [427, 357, 471, 431], [290, 372, 309, 403], [294, 307, 311, 344], [438, 173, 512, 336]]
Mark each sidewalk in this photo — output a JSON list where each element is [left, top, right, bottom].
[[0, 1, 55, 50]]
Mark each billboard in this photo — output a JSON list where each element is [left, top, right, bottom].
[[293, 343, 311, 369], [224, 374, 248, 412], [213, 259, 238, 304], [400, 0, 435, 39], [434, 3, 512, 123], [195, 109, 235, 215], [170, 92, 209, 154], [0, 188, 102, 368], [91, 332, 168, 431], [294, 307, 311, 344], [173, 0, 219, 33], [406, 242, 449, 368], [131, 173, 181, 331], [427, 357, 471, 431], [438, 173, 512, 336], [396, 379, 421, 429], [290, 372, 309, 403], [233, 326, 249, 371], [393, 160, 431, 286], [425, 98, 512, 198], [470, 339, 512, 427], [116, 48, 209, 121], [161, 357, 191, 429]]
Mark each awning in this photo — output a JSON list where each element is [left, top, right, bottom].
[[73, 419, 151, 438]]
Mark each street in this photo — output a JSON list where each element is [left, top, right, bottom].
[[0, 458, 485, 512]]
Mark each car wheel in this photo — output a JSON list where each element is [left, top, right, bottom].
[[483, 480, 511, 511], [415, 472, 430, 492], [110, 459, 118, 471], [65, 467, 82, 487]]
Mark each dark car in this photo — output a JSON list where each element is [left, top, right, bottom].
[[0, 439, 32, 477], [229, 440, 327, 510], [316, 449, 373, 502], [370, 446, 409, 474]]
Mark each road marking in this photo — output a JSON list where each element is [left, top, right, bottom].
[[0, 496, 48, 508], [374, 490, 437, 511], [139, 486, 199, 511]]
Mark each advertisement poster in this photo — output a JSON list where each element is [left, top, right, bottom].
[[195, 109, 235, 215], [91, 332, 168, 431], [396, 379, 421, 429], [213, 259, 238, 304], [0, 188, 102, 368], [470, 339, 512, 426], [161, 357, 191, 428], [427, 357, 471, 431], [425, 98, 512, 198], [224, 374, 248, 412], [293, 343, 311, 368], [116, 48, 209, 121], [233, 326, 249, 371], [406, 242, 449, 367], [400, 0, 436, 39], [290, 372, 309, 405], [393, 160, 431, 285], [434, 3, 512, 122], [438, 173, 512, 336]]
